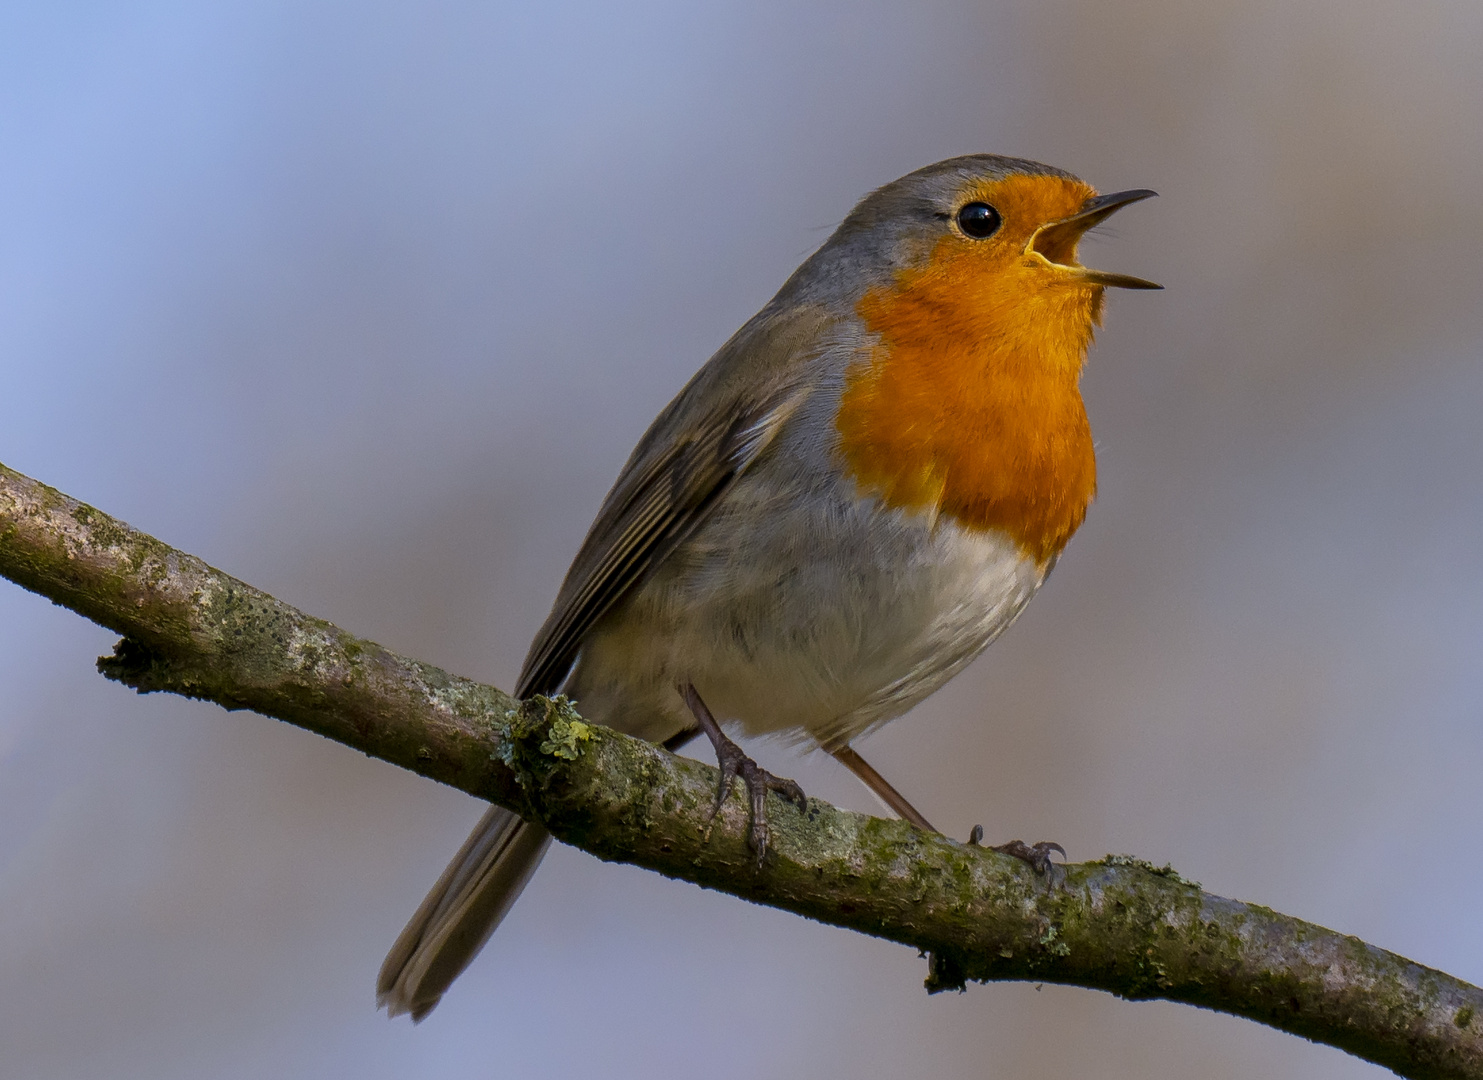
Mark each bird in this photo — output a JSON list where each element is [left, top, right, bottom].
[[377, 153, 1160, 1020]]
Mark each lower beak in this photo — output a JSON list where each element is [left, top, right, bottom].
[[1027, 188, 1162, 290]]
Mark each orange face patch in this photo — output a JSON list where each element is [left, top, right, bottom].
[[835, 174, 1105, 564]]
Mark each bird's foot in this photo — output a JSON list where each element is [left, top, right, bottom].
[[988, 838, 1065, 877], [967, 826, 1064, 875], [709, 734, 807, 860], [680, 683, 806, 863]]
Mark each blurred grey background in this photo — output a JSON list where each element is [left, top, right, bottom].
[[2, 1, 1481, 1076]]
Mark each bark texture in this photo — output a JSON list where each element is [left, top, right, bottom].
[[2, 459, 1480, 1079]]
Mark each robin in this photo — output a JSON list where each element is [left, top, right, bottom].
[[377, 154, 1159, 1019]]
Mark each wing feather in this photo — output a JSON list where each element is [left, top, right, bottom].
[[515, 305, 832, 698]]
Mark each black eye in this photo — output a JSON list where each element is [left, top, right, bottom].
[[956, 202, 1002, 239]]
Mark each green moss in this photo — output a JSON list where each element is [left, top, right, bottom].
[[1039, 924, 1071, 957], [70, 501, 134, 553], [1099, 853, 1200, 888]]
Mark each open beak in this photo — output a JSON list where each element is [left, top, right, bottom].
[[1027, 188, 1162, 290]]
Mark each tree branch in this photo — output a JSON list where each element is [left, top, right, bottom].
[[2, 460, 1479, 1079]]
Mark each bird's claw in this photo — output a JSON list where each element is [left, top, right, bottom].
[[990, 839, 1066, 877], [707, 740, 805, 863], [687, 684, 805, 864]]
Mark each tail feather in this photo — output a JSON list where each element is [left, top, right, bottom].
[[377, 807, 551, 1021]]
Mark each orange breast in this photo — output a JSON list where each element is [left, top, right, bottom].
[[835, 178, 1104, 564]]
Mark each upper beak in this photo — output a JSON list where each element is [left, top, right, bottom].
[[1027, 188, 1162, 290]]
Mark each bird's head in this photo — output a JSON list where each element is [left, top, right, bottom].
[[829, 155, 1160, 377]]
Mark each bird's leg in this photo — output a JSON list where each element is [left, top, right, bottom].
[[827, 745, 937, 832], [679, 683, 807, 862]]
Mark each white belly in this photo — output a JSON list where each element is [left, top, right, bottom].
[[690, 516, 1042, 747], [566, 474, 1047, 750]]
